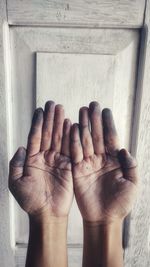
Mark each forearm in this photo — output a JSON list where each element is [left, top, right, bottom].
[[82, 220, 124, 267], [26, 214, 68, 267]]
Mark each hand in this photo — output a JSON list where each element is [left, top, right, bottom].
[[71, 102, 138, 223], [9, 101, 73, 218]]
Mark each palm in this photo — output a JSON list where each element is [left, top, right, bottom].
[[73, 153, 136, 222], [13, 151, 72, 216], [9, 102, 73, 217], [71, 103, 138, 223]]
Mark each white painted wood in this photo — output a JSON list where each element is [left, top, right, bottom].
[[113, 38, 140, 150], [11, 27, 139, 55], [0, 1, 15, 266], [9, 27, 140, 161], [124, 0, 150, 266], [7, 0, 145, 28], [36, 53, 115, 122], [9, 26, 139, 266], [36, 42, 139, 150]]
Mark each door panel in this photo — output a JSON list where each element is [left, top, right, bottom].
[[36, 53, 115, 121], [9, 26, 139, 266]]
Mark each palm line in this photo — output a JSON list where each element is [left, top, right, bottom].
[[74, 164, 121, 180]]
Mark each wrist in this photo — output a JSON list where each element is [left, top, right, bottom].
[[83, 218, 124, 228], [28, 214, 68, 251], [83, 219, 124, 267], [29, 213, 68, 241], [27, 212, 68, 267], [29, 207, 68, 226], [29, 212, 68, 226], [83, 218, 123, 249]]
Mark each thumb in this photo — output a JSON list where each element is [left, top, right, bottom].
[[118, 149, 138, 185], [9, 147, 26, 185]]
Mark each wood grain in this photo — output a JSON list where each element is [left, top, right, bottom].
[[7, 0, 145, 28], [11, 27, 139, 55], [0, 0, 15, 266], [124, 0, 150, 266]]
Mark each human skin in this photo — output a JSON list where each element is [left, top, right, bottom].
[[9, 101, 73, 267], [9, 100, 138, 267], [70, 102, 138, 267]]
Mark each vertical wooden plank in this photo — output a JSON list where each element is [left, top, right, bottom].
[[124, 0, 150, 266], [0, 0, 15, 266]]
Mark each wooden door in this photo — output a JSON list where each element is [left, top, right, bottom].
[[0, 1, 150, 267]]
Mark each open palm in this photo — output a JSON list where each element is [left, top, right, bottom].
[[9, 101, 73, 217], [71, 102, 138, 223]]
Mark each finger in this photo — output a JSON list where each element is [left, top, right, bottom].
[[27, 108, 43, 156], [70, 123, 83, 164], [51, 104, 64, 152], [89, 101, 105, 155], [79, 107, 94, 158], [102, 108, 120, 155], [61, 119, 72, 157], [40, 101, 55, 151], [118, 149, 138, 185], [9, 147, 26, 184]]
